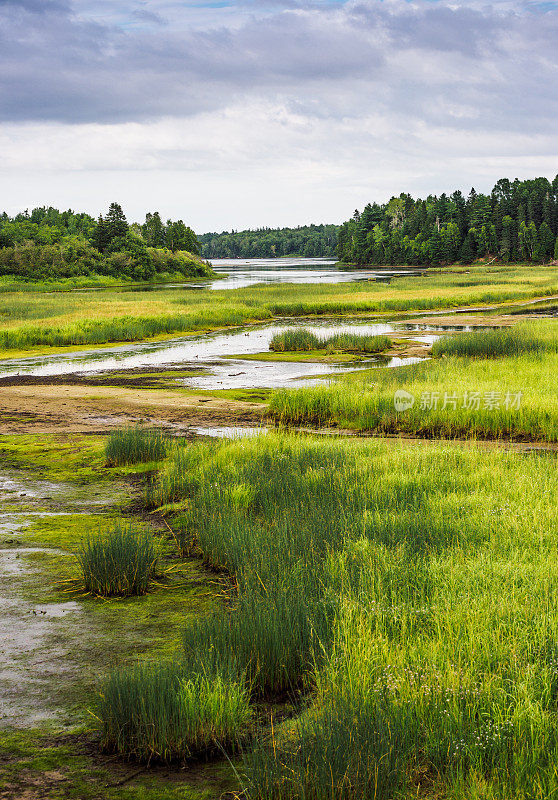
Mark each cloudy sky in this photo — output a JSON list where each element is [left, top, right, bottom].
[[1, 0, 557, 231]]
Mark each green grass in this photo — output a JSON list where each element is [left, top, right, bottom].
[[269, 321, 558, 441], [432, 321, 558, 358], [98, 662, 251, 763], [0, 305, 269, 349], [137, 433, 558, 798], [105, 426, 169, 466], [0, 262, 557, 354], [78, 523, 159, 597], [269, 328, 391, 354]]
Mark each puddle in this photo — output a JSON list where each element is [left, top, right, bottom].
[[0, 470, 108, 727], [191, 426, 268, 439], [0, 319, 438, 389], [0, 475, 73, 503], [0, 548, 70, 576], [0, 592, 83, 726]]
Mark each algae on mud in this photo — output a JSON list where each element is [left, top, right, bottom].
[[0, 433, 221, 735]]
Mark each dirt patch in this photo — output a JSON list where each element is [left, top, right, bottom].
[[403, 313, 534, 327], [0, 384, 265, 436]]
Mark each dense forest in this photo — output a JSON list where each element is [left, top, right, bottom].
[[338, 175, 558, 266], [0, 204, 209, 281], [199, 224, 338, 259]]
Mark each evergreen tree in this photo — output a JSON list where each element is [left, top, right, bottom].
[[534, 222, 555, 262], [94, 215, 110, 253], [105, 202, 128, 242], [459, 231, 476, 263]]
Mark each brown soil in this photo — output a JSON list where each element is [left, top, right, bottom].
[[0, 383, 265, 435]]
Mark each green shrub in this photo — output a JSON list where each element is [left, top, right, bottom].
[[78, 524, 158, 597], [105, 426, 169, 466], [98, 662, 251, 762]]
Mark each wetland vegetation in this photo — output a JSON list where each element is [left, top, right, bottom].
[[107, 435, 558, 797], [0, 261, 557, 355], [270, 321, 558, 441], [269, 328, 391, 354], [78, 524, 159, 597], [1, 251, 557, 800]]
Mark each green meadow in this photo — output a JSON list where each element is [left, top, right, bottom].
[[101, 434, 558, 799]]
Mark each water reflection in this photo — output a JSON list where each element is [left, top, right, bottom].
[[0, 319, 433, 389], [208, 257, 424, 290]]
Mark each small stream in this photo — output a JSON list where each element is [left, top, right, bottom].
[[0, 319, 449, 390]]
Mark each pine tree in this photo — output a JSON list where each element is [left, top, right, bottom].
[[94, 215, 110, 253], [459, 231, 476, 264], [534, 222, 555, 262], [105, 202, 128, 243]]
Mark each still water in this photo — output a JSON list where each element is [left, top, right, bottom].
[[207, 258, 423, 290], [0, 319, 434, 390]]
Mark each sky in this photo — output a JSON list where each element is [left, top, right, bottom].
[[1, 0, 557, 232]]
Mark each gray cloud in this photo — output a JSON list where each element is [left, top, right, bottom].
[[0, 0, 557, 138]]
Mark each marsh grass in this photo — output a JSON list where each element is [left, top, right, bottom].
[[269, 321, 558, 441], [99, 662, 251, 762], [78, 524, 158, 597], [105, 426, 169, 466], [0, 304, 267, 349], [140, 434, 558, 797], [432, 321, 558, 358], [1, 262, 557, 352], [269, 328, 391, 353]]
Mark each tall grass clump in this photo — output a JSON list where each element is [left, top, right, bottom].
[[105, 426, 169, 466], [78, 524, 158, 597], [322, 332, 391, 354], [432, 321, 558, 358], [269, 328, 391, 353], [99, 662, 251, 762], [270, 328, 321, 351]]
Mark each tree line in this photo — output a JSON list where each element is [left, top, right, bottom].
[[337, 175, 558, 266], [0, 203, 207, 281], [199, 224, 338, 259]]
